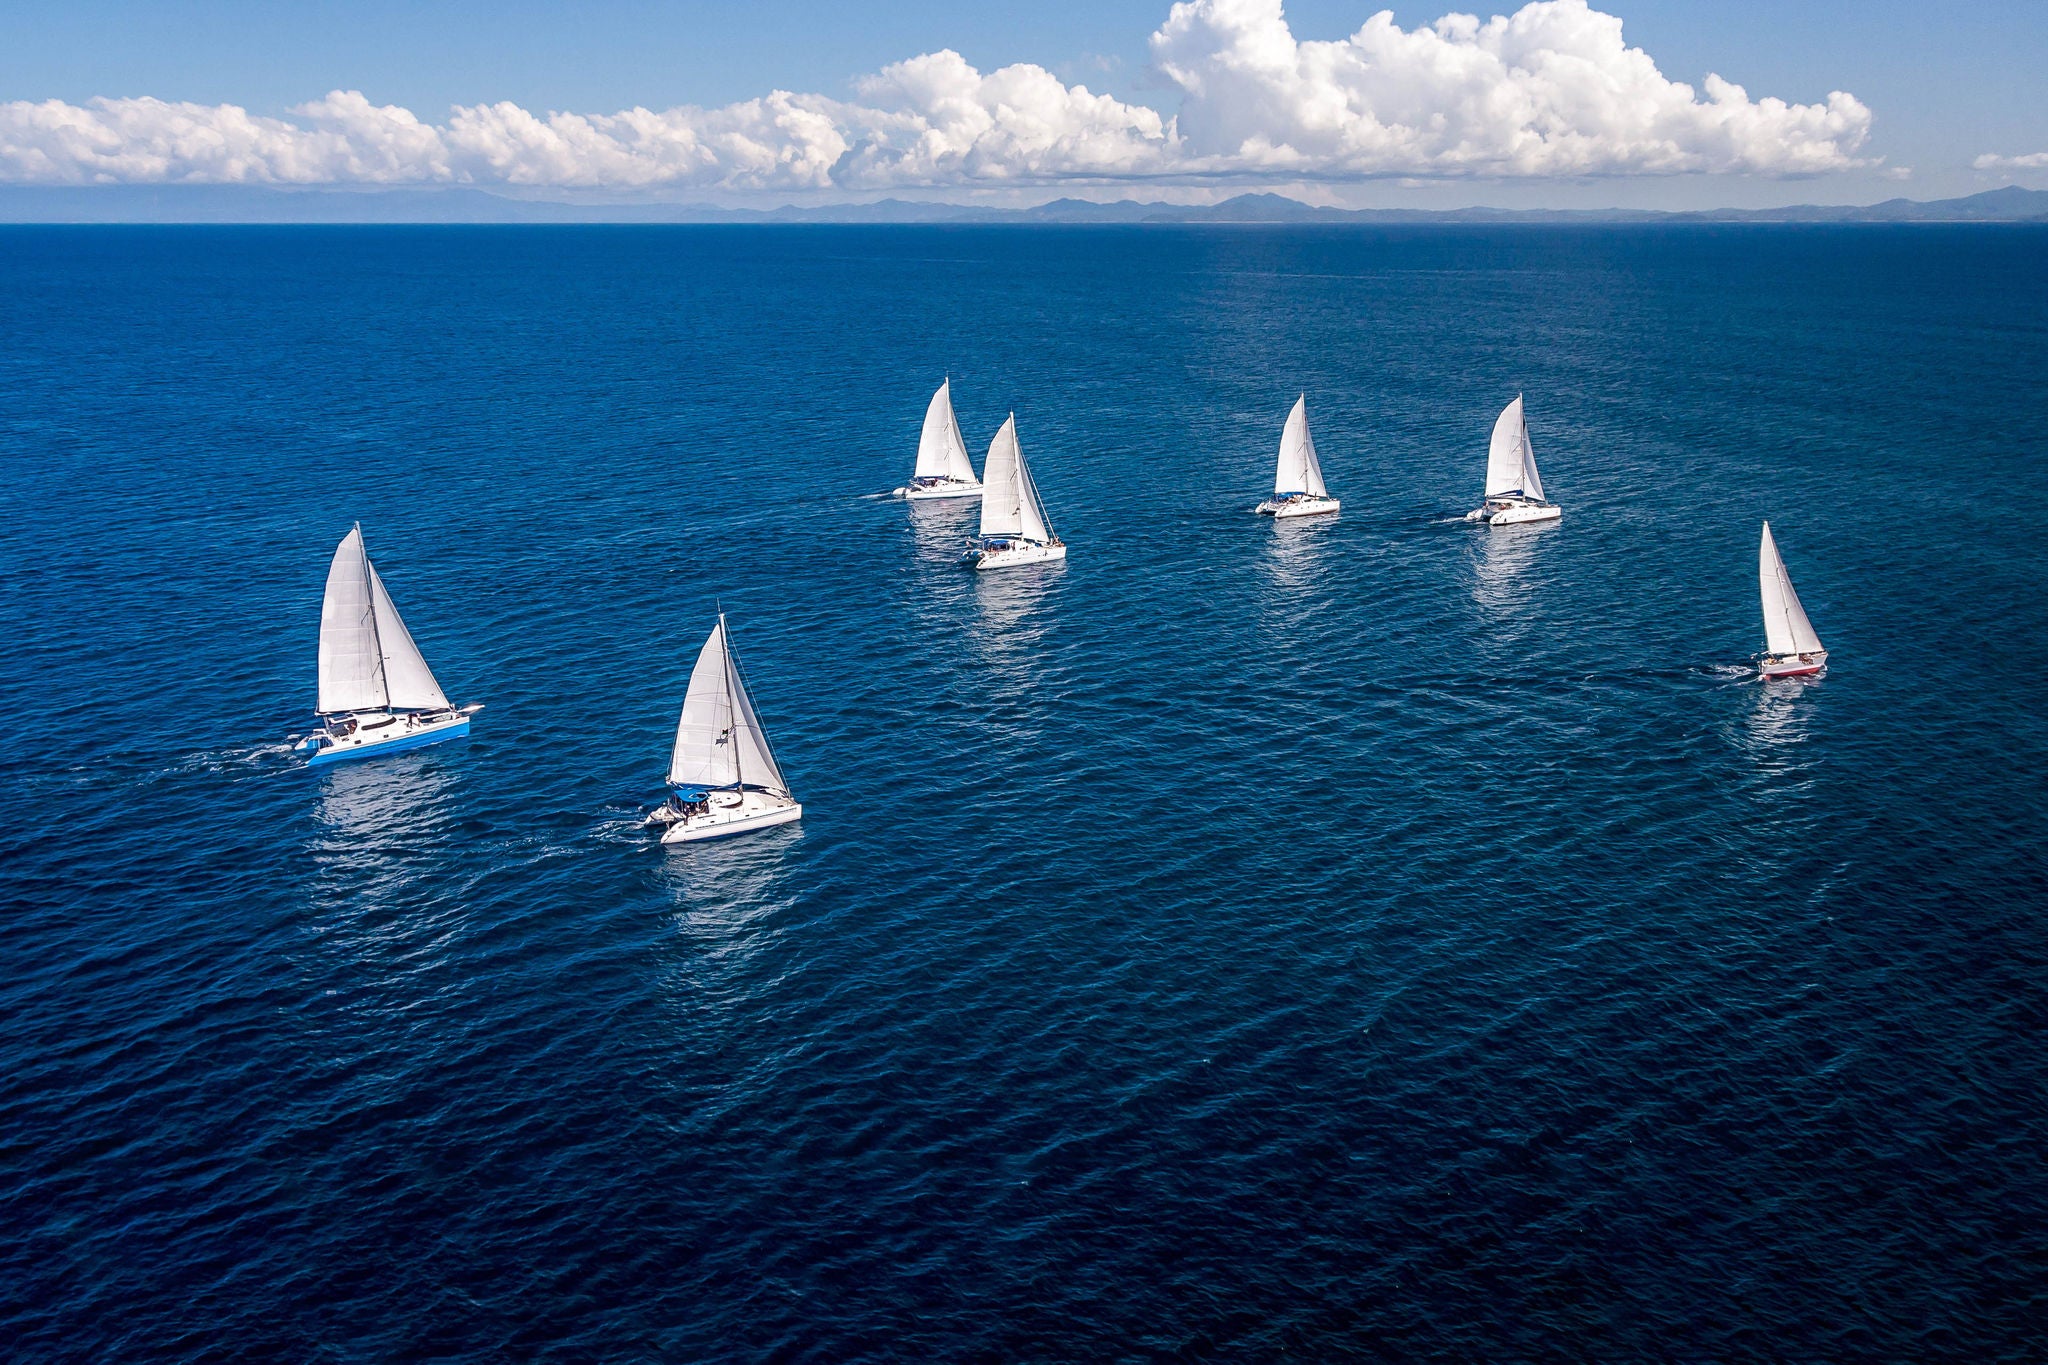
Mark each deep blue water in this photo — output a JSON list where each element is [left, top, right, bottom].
[[3, 224, 2045, 1361]]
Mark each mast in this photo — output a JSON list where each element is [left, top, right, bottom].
[[721, 613, 743, 792], [358, 523, 390, 710]]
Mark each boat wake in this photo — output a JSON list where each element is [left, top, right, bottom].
[[157, 740, 302, 782]]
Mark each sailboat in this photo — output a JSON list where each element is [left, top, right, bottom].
[[1465, 395, 1562, 525], [297, 524, 480, 766], [1757, 522, 1828, 679], [962, 414, 1066, 569], [647, 613, 803, 843], [895, 379, 983, 500], [1256, 394, 1340, 518]]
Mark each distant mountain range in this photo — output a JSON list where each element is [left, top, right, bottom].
[[3, 184, 2046, 225]]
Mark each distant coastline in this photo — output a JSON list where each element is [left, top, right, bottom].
[[2, 184, 2046, 226]]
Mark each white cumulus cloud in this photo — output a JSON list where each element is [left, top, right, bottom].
[[0, 1, 1873, 191], [1154, 0, 1871, 176], [1974, 151, 2048, 171]]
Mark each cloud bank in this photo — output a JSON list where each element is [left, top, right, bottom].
[[1974, 151, 2048, 172], [0, 0, 1871, 191]]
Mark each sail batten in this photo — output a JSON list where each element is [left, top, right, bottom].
[[667, 618, 791, 796], [915, 380, 978, 484], [1273, 395, 1327, 498], [1759, 522, 1824, 656]]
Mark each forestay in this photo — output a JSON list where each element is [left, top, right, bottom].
[[1274, 395, 1328, 498], [1759, 522, 1825, 655], [1485, 395, 1544, 501], [668, 618, 790, 795], [915, 380, 978, 484], [979, 415, 1053, 543]]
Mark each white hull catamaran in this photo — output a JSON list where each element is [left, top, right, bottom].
[[963, 414, 1066, 570], [648, 613, 803, 844], [297, 525, 480, 766], [1256, 394, 1339, 518], [896, 379, 983, 500], [1757, 522, 1828, 679], [1466, 395, 1562, 526]]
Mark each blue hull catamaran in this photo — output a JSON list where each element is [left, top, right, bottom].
[[647, 612, 803, 843], [296, 524, 480, 766]]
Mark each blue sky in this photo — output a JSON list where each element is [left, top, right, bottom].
[[3, 0, 2045, 207]]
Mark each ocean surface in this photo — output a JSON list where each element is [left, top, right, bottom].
[[2, 223, 2045, 1361]]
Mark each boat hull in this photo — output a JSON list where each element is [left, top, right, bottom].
[[304, 712, 470, 766], [1759, 652, 1828, 679], [659, 792, 804, 844], [968, 541, 1067, 570], [901, 479, 983, 501], [1469, 501, 1562, 526], [1258, 495, 1340, 518]]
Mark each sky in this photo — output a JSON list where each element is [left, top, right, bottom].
[[2, 0, 2045, 208]]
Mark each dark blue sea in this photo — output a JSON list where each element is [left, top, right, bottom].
[[3, 223, 2045, 1361]]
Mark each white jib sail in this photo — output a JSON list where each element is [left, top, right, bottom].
[[1519, 414, 1546, 503], [667, 618, 790, 795], [1759, 522, 1824, 656], [318, 526, 387, 714], [368, 565, 451, 710], [1485, 395, 1539, 500], [915, 380, 978, 484], [1274, 394, 1328, 498]]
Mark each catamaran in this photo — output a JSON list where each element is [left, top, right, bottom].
[[647, 613, 803, 843], [1466, 395, 1561, 526], [1757, 522, 1828, 679], [297, 524, 480, 766], [896, 379, 983, 500], [963, 414, 1066, 570], [1256, 394, 1339, 518]]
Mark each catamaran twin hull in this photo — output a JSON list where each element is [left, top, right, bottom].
[[969, 541, 1067, 570], [1467, 501, 1562, 526], [302, 710, 471, 766], [1759, 652, 1828, 680], [658, 791, 804, 844], [1258, 495, 1340, 519], [900, 478, 983, 501]]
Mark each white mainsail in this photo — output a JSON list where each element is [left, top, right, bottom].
[[1759, 522, 1824, 656], [667, 617, 790, 796], [1274, 394, 1328, 498], [979, 415, 1053, 543], [317, 524, 451, 715], [318, 527, 384, 714], [914, 380, 978, 484], [1485, 395, 1544, 501]]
